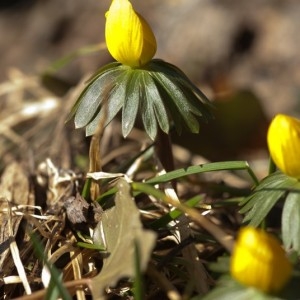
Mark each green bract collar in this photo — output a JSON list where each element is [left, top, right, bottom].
[[68, 59, 214, 140]]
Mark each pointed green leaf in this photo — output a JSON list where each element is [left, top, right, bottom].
[[177, 81, 213, 120], [241, 192, 282, 227], [143, 72, 170, 134], [66, 62, 121, 123], [159, 59, 213, 108], [140, 72, 158, 140], [151, 70, 200, 132], [240, 172, 298, 227], [74, 67, 122, 128], [69, 58, 213, 140], [150, 80, 183, 134], [149, 59, 213, 126], [282, 187, 300, 253], [122, 70, 141, 137], [85, 70, 129, 136]]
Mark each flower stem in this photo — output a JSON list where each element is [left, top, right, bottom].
[[268, 156, 277, 175], [155, 129, 176, 190]]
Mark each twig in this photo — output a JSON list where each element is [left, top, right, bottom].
[[147, 263, 181, 300], [165, 196, 234, 253], [13, 278, 92, 300]]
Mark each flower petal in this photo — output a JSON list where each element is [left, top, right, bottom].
[[105, 0, 156, 67], [267, 114, 300, 178], [231, 227, 292, 294]]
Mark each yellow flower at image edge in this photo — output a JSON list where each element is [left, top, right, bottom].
[[267, 114, 300, 178], [230, 227, 292, 294], [105, 0, 157, 67]]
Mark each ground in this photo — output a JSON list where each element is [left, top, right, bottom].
[[0, 0, 299, 299]]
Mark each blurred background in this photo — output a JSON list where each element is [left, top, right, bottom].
[[0, 0, 300, 177]]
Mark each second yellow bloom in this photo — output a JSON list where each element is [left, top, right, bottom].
[[231, 227, 292, 294], [267, 114, 300, 178]]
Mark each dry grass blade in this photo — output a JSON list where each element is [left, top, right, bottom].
[[6, 203, 31, 295], [0, 162, 32, 288], [70, 238, 86, 300], [41, 242, 77, 288]]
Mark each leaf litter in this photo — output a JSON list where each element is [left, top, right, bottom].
[[0, 68, 253, 299], [91, 178, 156, 299]]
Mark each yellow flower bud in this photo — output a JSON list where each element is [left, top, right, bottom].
[[230, 227, 292, 294], [105, 0, 157, 67], [267, 114, 300, 178]]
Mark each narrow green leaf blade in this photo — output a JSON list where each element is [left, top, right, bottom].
[[241, 192, 282, 227], [151, 70, 200, 132], [30, 233, 72, 300], [122, 70, 141, 137], [240, 172, 298, 227], [74, 67, 121, 128], [85, 69, 129, 136], [145, 161, 257, 185], [140, 72, 158, 140], [144, 72, 170, 134], [282, 187, 300, 253]]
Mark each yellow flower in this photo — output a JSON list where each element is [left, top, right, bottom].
[[230, 227, 292, 294], [105, 0, 157, 67], [267, 114, 300, 178]]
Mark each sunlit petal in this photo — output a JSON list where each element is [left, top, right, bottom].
[[105, 0, 156, 67], [268, 114, 300, 178], [231, 227, 292, 294]]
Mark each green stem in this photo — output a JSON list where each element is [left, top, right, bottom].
[[133, 240, 144, 300], [81, 177, 92, 200], [154, 129, 176, 190], [268, 156, 277, 175], [245, 162, 260, 187]]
